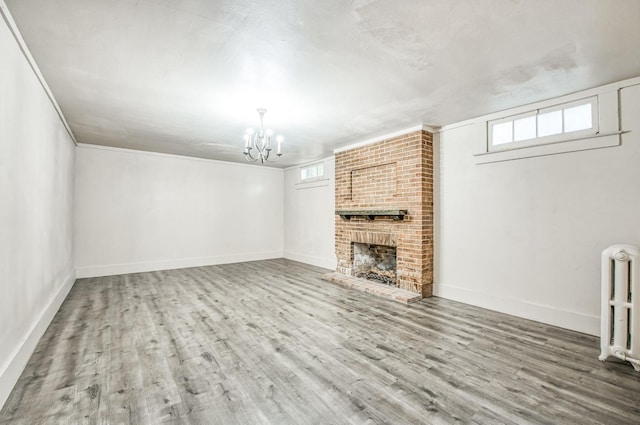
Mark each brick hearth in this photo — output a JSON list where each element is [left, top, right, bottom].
[[322, 272, 422, 304]]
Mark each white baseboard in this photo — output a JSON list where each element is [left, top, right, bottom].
[[0, 270, 76, 411], [433, 282, 600, 336], [283, 250, 336, 270], [75, 250, 285, 278]]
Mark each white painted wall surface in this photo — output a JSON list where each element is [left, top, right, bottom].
[[283, 157, 336, 270], [0, 10, 76, 409], [435, 81, 640, 336], [74, 145, 284, 277]]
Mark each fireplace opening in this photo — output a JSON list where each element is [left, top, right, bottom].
[[353, 243, 397, 286]]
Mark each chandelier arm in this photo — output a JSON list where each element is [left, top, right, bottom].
[[270, 150, 281, 162], [254, 133, 265, 154], [243, 148, 259, 162]]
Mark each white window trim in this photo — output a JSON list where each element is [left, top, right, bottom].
[[474, 87, 622, 164], [488, 96, 599, 152], [294, 178, 330, 189], [476, 132, 622, 164], [295, 161, 330, 189], [299, 162, 324, 182]]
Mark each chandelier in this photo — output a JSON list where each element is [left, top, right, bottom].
[[242, 108, 283, 164]]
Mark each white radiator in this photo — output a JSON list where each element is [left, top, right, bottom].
[[600, 244, 640, 371]]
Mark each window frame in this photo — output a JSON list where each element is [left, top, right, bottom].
[[299, 162, 325, 182], [488, 96, 599, 152]]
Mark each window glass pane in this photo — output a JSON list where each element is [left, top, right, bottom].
[[538, 110, 562, 137], [492, 121, 513, 145], [301, 163, 323, 180], [564, 103, 592, 132], [513, 116, 536, 141]]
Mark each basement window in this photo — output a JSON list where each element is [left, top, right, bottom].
[[488, 96, 598, 151], [295, 161, 330, 190], [300, 162, 324, 181]]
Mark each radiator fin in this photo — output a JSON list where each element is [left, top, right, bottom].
[[628, 308, 632, 350], [628, 261, 633, 303]]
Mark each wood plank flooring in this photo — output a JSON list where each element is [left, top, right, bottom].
[[1, 259, 639, 424]]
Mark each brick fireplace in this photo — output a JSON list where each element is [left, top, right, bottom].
[[329, 129, 433, 300]]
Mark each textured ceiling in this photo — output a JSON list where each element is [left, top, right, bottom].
[[5, 0, 640, 167]]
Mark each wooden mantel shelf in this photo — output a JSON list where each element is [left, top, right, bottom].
[[336, 209, 408, 221]]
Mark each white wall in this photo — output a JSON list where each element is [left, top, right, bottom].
[[283, 157, 336, 270], [435, 80, 640, 335], [75, 145, 284, 277], [0, 6, 76, 409]]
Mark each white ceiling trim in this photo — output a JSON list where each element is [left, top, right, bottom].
[[284, 155, 335, 171], [77, 143, 284, 172], [0, 0, 77, 146], [333, 124, 438, 154]]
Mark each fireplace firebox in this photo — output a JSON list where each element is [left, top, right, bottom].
[[353, 243, 397, 286]]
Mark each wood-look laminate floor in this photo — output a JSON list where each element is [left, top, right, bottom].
[[1, 259, 639, 425]]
